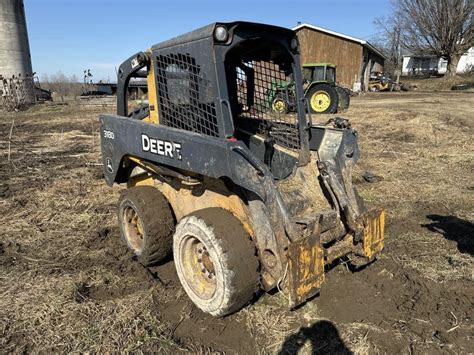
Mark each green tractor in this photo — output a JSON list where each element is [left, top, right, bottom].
[[269, 63, 351, 115]]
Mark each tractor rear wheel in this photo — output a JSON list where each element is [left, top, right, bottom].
[[173, 208, 259, 316], [118, 186, 175, 266], [306, 83, 339, 114], [335, 86, 350, 112]]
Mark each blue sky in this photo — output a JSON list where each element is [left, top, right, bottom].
[[25, 0, 391, 81]]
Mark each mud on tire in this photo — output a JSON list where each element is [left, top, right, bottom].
[[173, 208, 259, 317], [118, 186, 175, 266]]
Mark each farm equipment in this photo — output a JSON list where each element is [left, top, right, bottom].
[[368, 72, 395, 91], [269, 63, 351, 115], [99, 22, 385, 316]]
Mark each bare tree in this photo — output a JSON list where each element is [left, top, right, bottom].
[[373, 14, 405, 76], [41, 71, 83, 100], [394, 0, 473, 77]]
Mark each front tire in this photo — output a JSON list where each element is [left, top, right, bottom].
[[173, 208, 259, 316]]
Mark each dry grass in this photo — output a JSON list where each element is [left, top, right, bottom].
[[0, 104, 179, 352], [402, 73, 474, 91], [237, 293, 299, 351], [386, 232, 473, 282], [346, 93, 473, 282], [1, 92, 473, 353]]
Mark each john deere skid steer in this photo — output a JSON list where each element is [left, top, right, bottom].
[[100, 22, 384, 316]]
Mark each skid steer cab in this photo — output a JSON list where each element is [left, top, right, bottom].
[[99, 21, 385, 316]]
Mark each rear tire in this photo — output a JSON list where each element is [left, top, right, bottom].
[[306, 83, 339, 114], [173, 208, 259, 316], [118, 186, 175, 266], [335, 86, 350, 111]]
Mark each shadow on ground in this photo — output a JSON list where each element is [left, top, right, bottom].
[[423, 214, 474, 255], [278, 320, 352, 355]]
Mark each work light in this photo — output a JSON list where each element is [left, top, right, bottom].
[[214, 25, 228, 42]]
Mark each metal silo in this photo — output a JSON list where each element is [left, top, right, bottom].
[[0, 0, 35, 105]]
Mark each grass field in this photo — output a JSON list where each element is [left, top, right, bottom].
[[402, 73, 474, 91], [1, 91, 473, 353]]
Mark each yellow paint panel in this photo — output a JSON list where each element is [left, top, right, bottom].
[[127, 170, 254, 239], [362, 209, 385, 259], [287, 232, 325, 306], [159, 180, 254, 238], [143, 50, 159, 124], [129, 174, 154, 187]]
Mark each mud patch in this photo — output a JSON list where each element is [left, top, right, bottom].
[[73, 278, 153, 303], [0, 184, 11, 198], [394, 110, 418, 121], [312, 258, 472, 352], [149, 262, 258, 353], [383, 130, 417, 143], [0, 241, 23, 267]]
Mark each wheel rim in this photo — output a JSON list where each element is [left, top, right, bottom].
[[310, 91, 331, 112], [272, 98, 287, 113], [122, 206, 145, 253], [179, 235, 216, 300]]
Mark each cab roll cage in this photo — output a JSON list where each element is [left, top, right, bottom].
[[116, 52, 149, 117]]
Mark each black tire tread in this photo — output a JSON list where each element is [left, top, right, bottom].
[[335, 86, 350, 111], [118, 186, 175, 266], [188, 208, 259, 315]]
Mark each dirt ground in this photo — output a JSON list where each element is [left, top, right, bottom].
[[1, 92, 473, 354]]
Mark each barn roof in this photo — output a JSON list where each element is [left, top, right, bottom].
[[293, 23, 386, 59]]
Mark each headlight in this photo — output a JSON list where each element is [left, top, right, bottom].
[[214, 25, 228, 42]]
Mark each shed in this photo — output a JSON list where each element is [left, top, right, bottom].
[[293, 23, 385, 91]]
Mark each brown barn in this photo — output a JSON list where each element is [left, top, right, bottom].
[[294, 23, 385, 91]]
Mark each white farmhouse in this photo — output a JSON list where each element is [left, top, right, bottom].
[[402, 47, 474, 75]]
